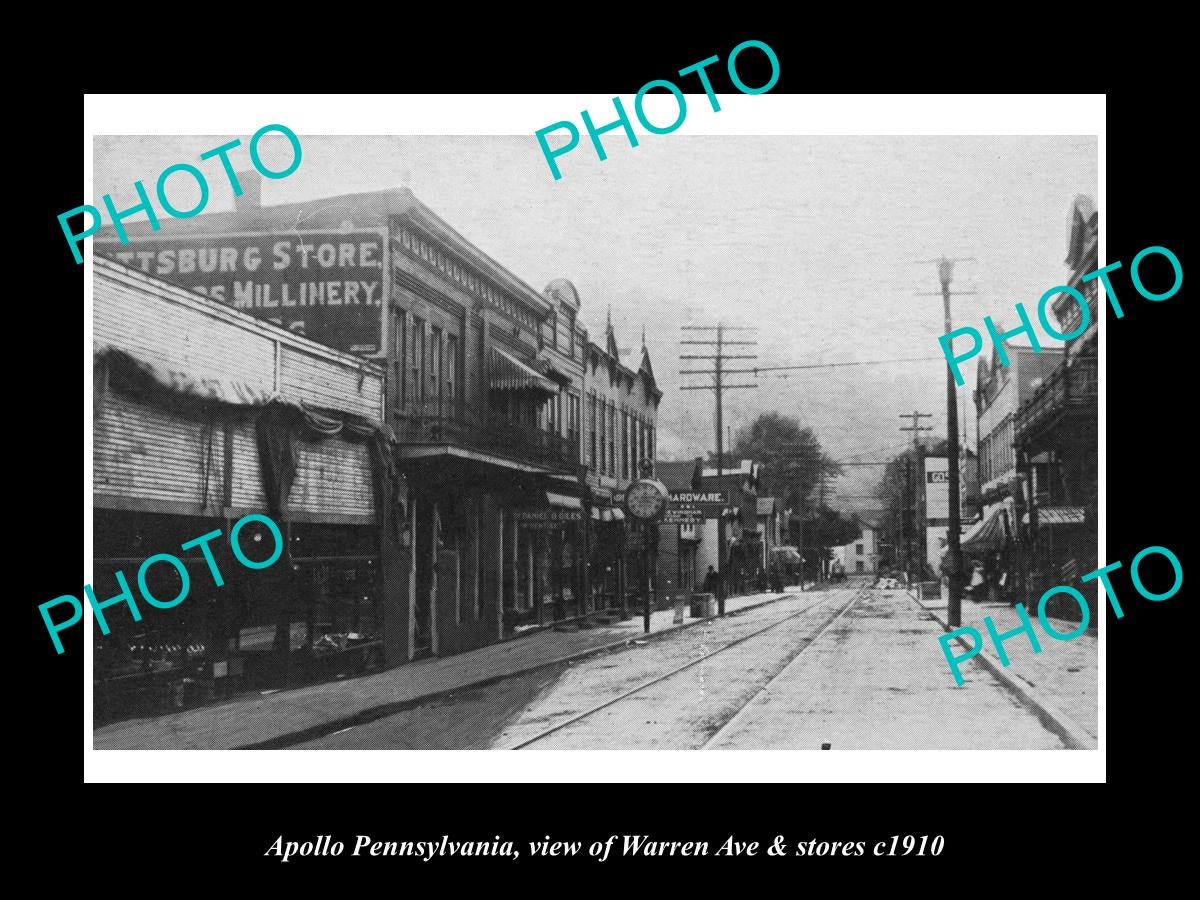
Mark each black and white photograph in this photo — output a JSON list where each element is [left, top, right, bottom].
[[84, 124, 1100, 756]]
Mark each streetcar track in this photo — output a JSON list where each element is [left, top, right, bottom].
[[509, 585, 866, 750], [698, 586, 867, 749]]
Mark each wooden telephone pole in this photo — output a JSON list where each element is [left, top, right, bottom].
[[899, 410, 933, 581], [916, 257, 976, 627], [680, 324, 757, 615]]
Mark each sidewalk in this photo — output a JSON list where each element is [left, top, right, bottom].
[[93, 589, 795, 750], [916, 592, 1098, 745]]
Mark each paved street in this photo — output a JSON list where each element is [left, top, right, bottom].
[[297, 581, 1081, 750]]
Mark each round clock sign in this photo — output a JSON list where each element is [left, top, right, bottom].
[[625, 478, 669, 521]]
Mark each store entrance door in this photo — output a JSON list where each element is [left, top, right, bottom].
[[413, 501, 435, 657]]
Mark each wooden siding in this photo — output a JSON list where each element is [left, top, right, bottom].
[[94, 261, 383, 420], [93, 261, 382, 522], [93, 392, 222, 509]]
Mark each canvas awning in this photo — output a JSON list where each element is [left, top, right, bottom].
[[546, 491, 582, 510], [589, 506, 625, 522], [488, 345, 557, 394], [960, 508, 1010, 551], [533, 354, 574, 385], [1023, 506, 1087, 527], [771, 546, 802, 564]]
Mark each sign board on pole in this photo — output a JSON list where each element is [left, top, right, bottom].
[[924, 457, 950, 521], [669, 490, 726, 507], [663, 507, 704, 525]]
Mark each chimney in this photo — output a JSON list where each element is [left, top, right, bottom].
[[234, 170, 261, 213]]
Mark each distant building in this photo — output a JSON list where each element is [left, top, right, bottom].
[[834, 522, 879, 575], [694, 459, 761, 594], [756, 497, 783, 572], [654, 459, 705, 600]]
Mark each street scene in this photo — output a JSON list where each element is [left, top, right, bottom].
[[89, 133, 1098, 750]]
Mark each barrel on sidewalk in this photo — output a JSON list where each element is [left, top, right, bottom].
[[689, 592, 718, 618]]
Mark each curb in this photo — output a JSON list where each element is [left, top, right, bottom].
[[238, 591, 799, 749], [906, 591, 1097, 751]]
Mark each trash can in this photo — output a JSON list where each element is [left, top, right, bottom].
[[689, 592, 717, 618]]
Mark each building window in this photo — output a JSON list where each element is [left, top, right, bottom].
[[599, 396, 607, 473], [606, 402, 615, 476], [436, 328, 446, 417], [856, 560, 865, 574], [568, 392, 580, 453], [856, 543, 864, 555], [411, 317, 424, 410], [588, 393, 597, 468], [621, 411, 629, 479], [445, 334, 457, 417], [392, 310, 405, 410]]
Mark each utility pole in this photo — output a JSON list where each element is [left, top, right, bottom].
[[680, 324, 757, 615], [899, 411, 932, 582], [781, 441, 820, 592], [917, 258, 976, 627]]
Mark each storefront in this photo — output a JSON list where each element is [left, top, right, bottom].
[[586, 502, 627, 614], [514, 493, 585, 626], [93, 259, 391, 725]]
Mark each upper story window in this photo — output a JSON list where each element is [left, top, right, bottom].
[[445, 334, 457, 415], [411, 317, 425, 408]]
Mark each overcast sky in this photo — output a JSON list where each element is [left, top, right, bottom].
[[95, 133, 1096, 512]]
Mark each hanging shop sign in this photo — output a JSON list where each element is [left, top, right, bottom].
[[663, 507, 704, 525], [669, 490, 726, 507]]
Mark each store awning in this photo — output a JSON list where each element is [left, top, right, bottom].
[[488, 345, 557, 394], [533, 354, 574, 386], [1023, 506, 1087, 527], [589, 506, 626, 522], [961, 507, 1009, 551], [546, 491, 582, 510], [771, 546, 802, 564]]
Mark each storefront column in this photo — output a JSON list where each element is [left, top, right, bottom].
[[529, 531, 539, 626], [430, 500, 440, 656], [618, 526, 628, 619], [495, 507, 504, 641], [581, 515, 591, 616], [408, 497, 418, 658]]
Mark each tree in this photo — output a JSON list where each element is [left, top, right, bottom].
[[725, 412, 842, 511], [806, 505, 861, 550]]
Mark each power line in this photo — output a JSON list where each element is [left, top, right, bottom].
[[712, 356, 944, 377], [679, 323, 758, 616]]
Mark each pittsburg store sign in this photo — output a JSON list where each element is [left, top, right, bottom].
[[96, 229, 386, 355]]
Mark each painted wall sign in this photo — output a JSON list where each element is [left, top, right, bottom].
[[95, 229, 386, 356]]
